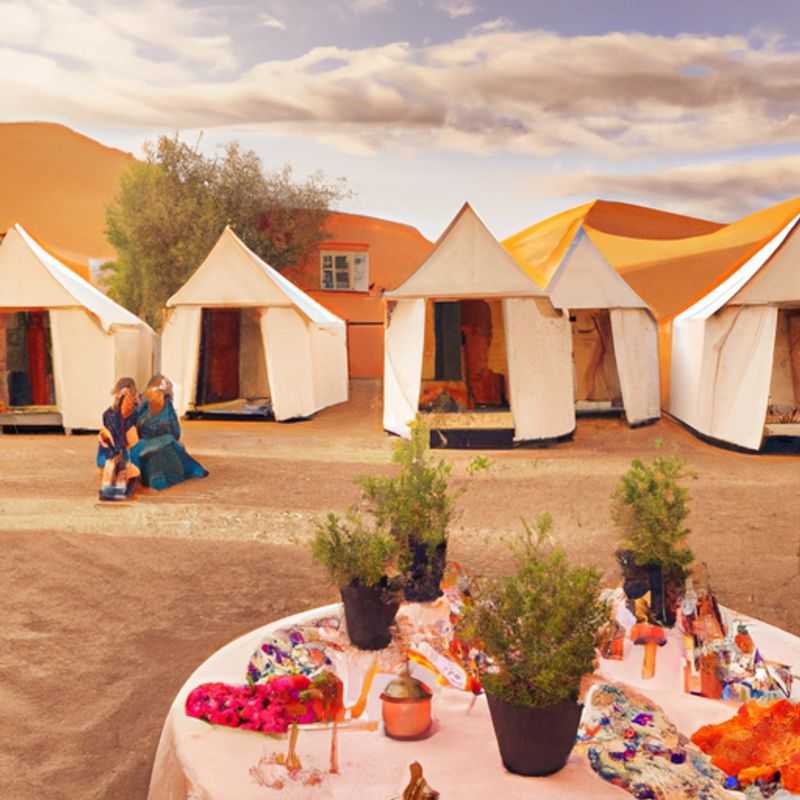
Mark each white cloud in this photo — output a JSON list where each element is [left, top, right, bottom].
[[3, 22, 800, 165], [259, 13, 287, 30], [0, 3, 41, 45], [350, 0, 390, 11], [471, 17, 511, 34], [545, 156, 800, 220], [438, 1, 477, 19], [9, 0, 235, 80]]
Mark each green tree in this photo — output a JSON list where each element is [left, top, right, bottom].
[[104, 135, 349, 328]]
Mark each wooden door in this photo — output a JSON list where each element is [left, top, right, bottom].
[[26, 311, 50, 405], [197, 309, 241, 404]]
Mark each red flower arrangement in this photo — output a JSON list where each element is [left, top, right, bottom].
[[186, 671, 344, 735]]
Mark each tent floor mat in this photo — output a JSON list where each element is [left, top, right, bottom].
[[188, 398, 275, 421], [0, 407, 63, 432], [430, 428, 514, 449], [762, 424, 800, 454], [429, 428, 575, 450], [575, 401, 624, 417], [419, 410, 513, 430]]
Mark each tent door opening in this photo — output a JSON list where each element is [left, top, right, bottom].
[[197, 309, 240, 405], [571, 309, 623, 413], [0, 310, 55, 408], [765, 308, 800, 431], [195, 308, 272, 418], [420, 299, 508, 413]]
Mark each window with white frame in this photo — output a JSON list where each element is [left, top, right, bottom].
[[320, 251, 369, 291]]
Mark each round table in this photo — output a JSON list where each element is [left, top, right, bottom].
[[147, 601, 800, 800]]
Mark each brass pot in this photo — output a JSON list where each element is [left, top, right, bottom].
[[380, 672, 432, 741]]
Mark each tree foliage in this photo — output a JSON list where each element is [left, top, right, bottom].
[[104, 135, 349, 328], [458, 514, 606, 708], [611, 455, 694, 576]]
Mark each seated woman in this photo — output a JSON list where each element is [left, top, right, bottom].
[[130, 374, 208, 491], [96, 377, 141, 501]]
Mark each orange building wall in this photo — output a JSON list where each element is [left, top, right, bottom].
[[289, 211, 433, 378], [347, 325, 384, 379]]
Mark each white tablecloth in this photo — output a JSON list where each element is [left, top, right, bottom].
[[147, 603, 800, 800]]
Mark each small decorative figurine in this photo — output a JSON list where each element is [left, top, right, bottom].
[[401, 762, 440, 800]]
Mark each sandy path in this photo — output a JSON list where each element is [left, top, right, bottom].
[[0, 380, 799, 798]]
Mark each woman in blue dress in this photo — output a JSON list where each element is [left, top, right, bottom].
[[130, 375, 208, 491], [96, 377, 141, 500]]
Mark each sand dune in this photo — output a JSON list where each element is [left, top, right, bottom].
[[0, 122, 134, 265]]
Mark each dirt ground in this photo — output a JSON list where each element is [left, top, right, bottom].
[[1, 380, 799, 799]]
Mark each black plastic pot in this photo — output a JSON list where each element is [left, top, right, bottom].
[[616, 550, 677, 627], [403, 539, 446, 603], [486, 694, 583, 776], [340, 580, 400, 650]]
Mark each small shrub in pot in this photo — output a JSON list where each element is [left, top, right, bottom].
[[612, 455, 694, 626], [311, 512, 401, 650], [458, 514, 606, 776], [359, 420, 455, 602]]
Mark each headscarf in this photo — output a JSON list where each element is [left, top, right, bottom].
[[146, 374, 174, 398]]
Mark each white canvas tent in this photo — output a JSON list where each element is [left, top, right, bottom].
[[670, 213, 800, 450], [545, 229, 661, 426], [0, 224, 157, 430], [162, 226, 348, 421], [383, 203, 575, 441]]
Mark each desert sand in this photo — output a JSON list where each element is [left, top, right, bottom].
[[0, 122, 133, 263], [0, 380, 798, 799]]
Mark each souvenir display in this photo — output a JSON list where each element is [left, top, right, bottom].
[[577, 683, 733, 799], [680, 583, 793, 702]]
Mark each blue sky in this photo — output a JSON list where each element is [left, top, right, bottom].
[[2, 0, 800, 240]]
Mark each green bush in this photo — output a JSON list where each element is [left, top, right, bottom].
[[457, 514, 606, 708], [358, 419, 456, 563], [612, 455, 694, 578], [311, 512, 399, 589]]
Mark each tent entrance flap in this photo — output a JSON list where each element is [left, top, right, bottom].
[[571, 309, 622, 411], [0, 310, 56, 409], [195, 308, 271, 416], [422, 299, 509, 411], [765, 308, 800, 429]]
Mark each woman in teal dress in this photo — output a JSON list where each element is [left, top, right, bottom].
[[130, 375, 208, 491]]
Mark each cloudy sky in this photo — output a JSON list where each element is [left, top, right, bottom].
[[2, 0, 800, 239]]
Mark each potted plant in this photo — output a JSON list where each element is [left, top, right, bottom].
[[359, 420, 456, 602], [612, 455, 694, 627], [311, 512, 401, 650], [457, 514, 606, 777]]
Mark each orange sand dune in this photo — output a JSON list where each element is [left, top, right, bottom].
[[504, 197, 800, 320], [0, 122, 134, 266]]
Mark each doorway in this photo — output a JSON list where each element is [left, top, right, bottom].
[[571, 309, 622, 407], [197, 309, 241, 405], [766, 308, 800, 424], [0, 311, 55, 408], [424, 299, 508, 409], [195, 308, 271, 413]]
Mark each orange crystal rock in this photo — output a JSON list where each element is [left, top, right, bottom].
[[691, 699, 800, 792]]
